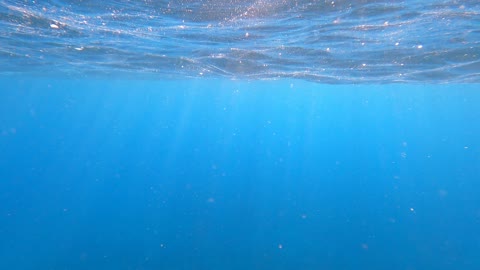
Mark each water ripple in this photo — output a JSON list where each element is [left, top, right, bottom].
[[0, 0, 479, 83]]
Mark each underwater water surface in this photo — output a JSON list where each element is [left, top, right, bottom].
[[1, 1, 480, 270]]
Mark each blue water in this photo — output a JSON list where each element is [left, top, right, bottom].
[[1, 79, 479, 269], [1, 0, 479, 82], [1, 1, 480, 270]]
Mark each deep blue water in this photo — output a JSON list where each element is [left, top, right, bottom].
[[1, 79, 479, 270], [1, 1, 480, 270]]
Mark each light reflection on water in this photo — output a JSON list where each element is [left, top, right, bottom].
[[0, 0, 479, 83]]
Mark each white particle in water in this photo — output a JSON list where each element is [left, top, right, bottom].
[[50, 24, 59, 29]]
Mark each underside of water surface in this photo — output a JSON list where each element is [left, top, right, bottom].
[[0, 0, 479, 83]]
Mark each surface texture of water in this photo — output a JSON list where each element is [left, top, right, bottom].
[[1, 0, 479, 82]]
